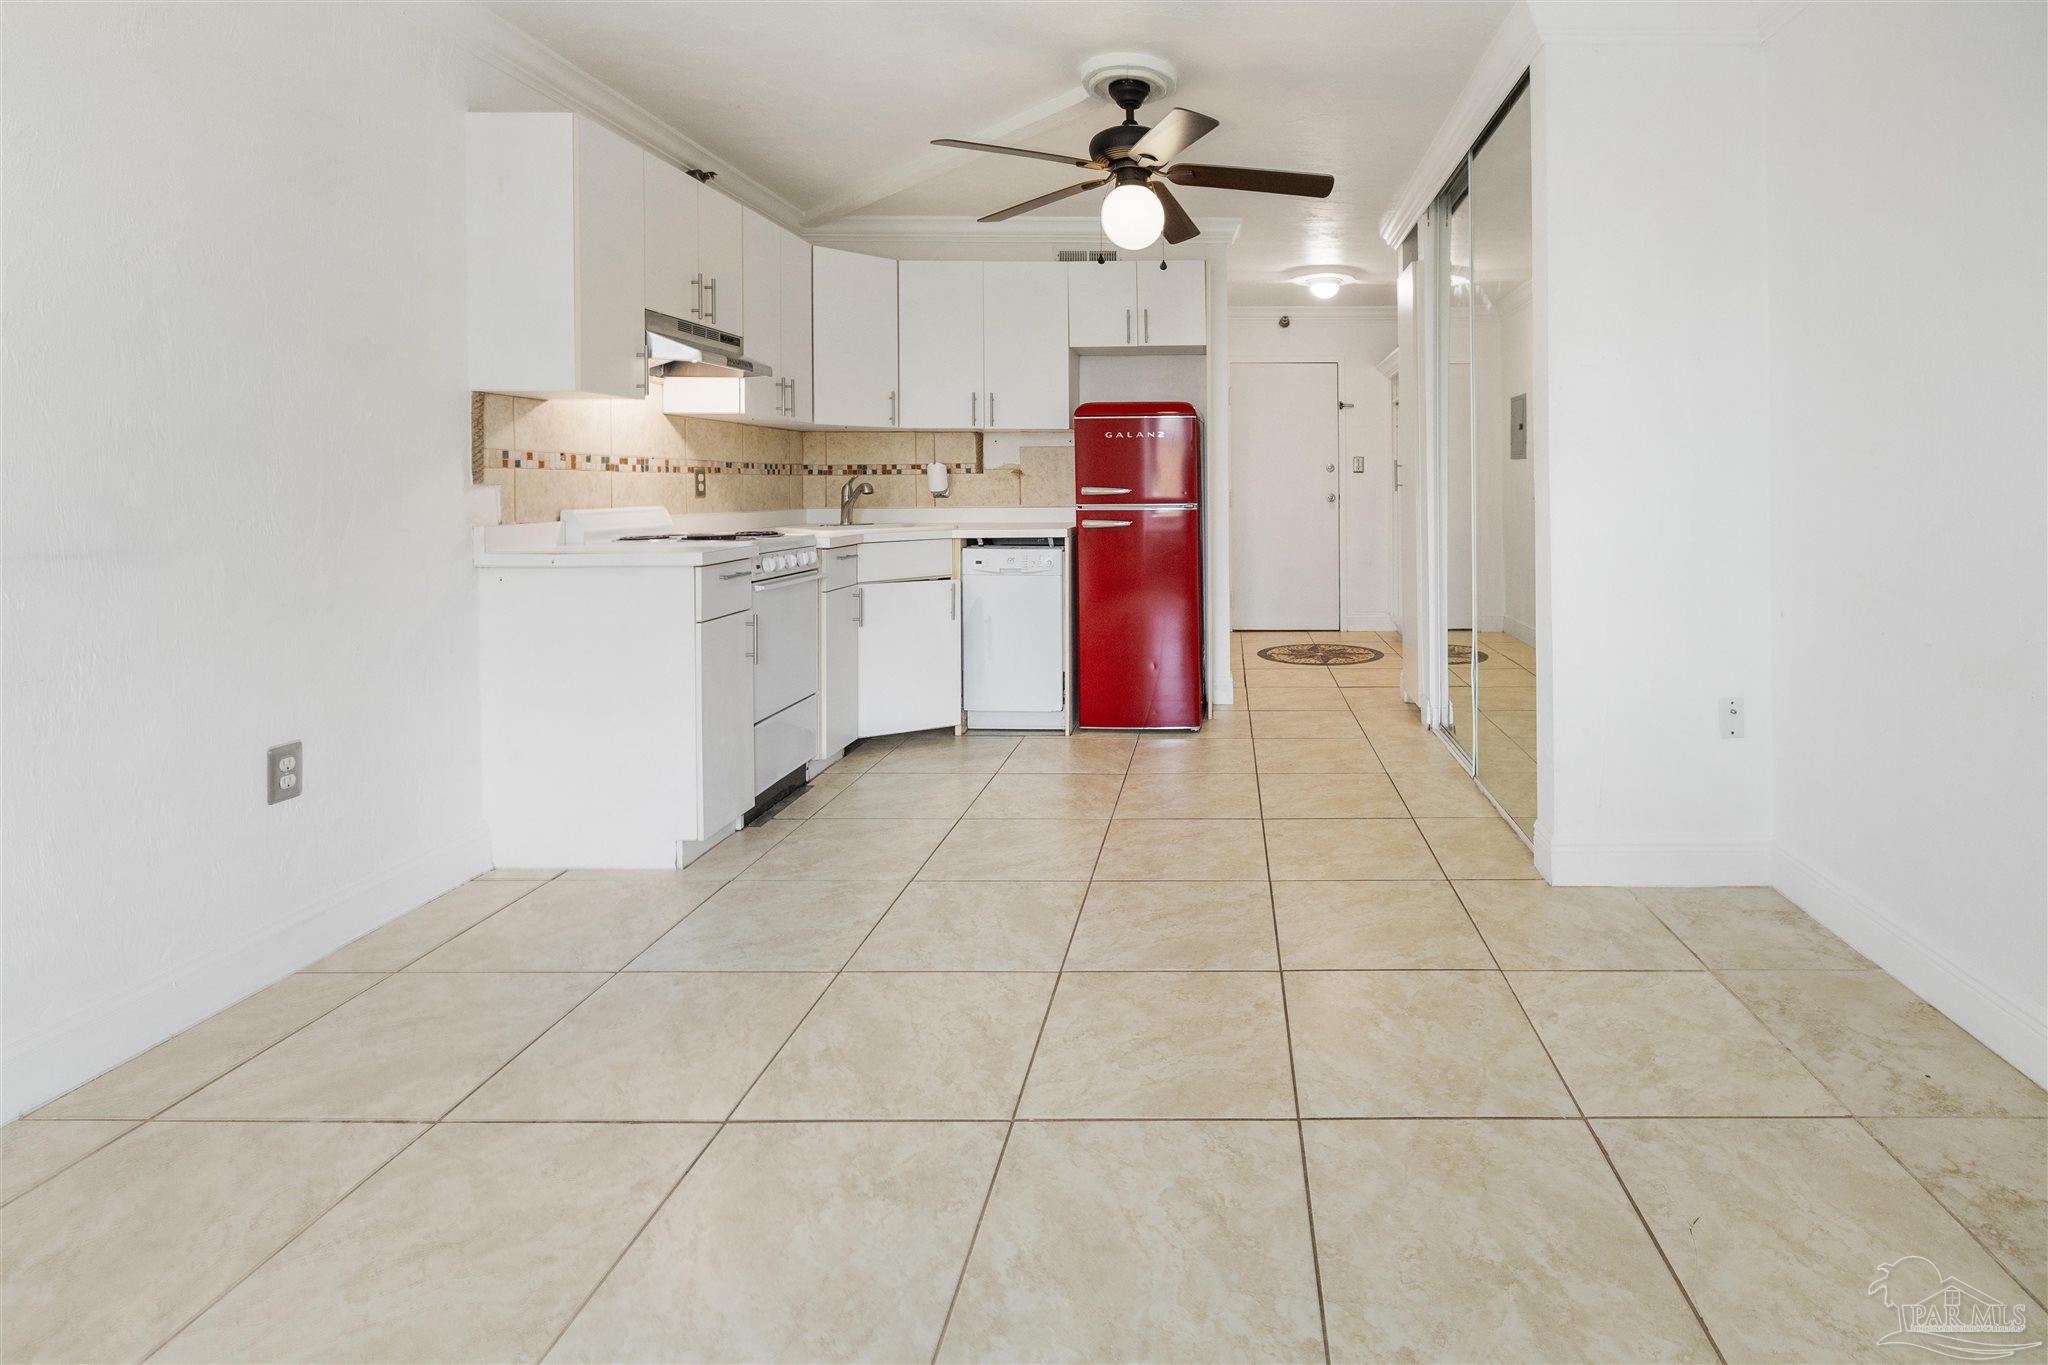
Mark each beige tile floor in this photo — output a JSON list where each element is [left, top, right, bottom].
[[4, 631, 2043, 1362]]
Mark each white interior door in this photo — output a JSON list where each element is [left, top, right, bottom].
[[1229, 362, 1342, 629]]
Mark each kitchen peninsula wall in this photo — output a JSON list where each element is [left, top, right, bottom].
[[475, 386, 1075, 523]]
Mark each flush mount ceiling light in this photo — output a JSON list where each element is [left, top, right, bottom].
[[1287, 267, 1365, 300]]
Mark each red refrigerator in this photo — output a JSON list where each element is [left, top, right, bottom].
[[1073, 401, 1204, 730]]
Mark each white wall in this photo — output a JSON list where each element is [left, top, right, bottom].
[[1764, 2, 2047, 1079], [1533, 41, 1774, 884], [0, 4, 525, 1116], [1226, 309, 1398, 630]]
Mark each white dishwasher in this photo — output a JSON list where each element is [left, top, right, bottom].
[[962, 542, 1066, 730]]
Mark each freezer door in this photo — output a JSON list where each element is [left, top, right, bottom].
[[1074, 410, 1202, 505], [1075, 506, 1202, 729]]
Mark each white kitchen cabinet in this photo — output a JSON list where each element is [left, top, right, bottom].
[[467, 113, 647, 399], [780, 229, 814, 422], [982, 262, 1070, 428], [821, 583, 860, 759], [857, 578, 961, 737], [643, 154, 701, 323], [696, 606, 756, 834], [813, 247, 899, 427], [697, 187, 744, 333], [1137, 259, 1208, 345], [1065, 258, 1207, 350], [643, 149, 744, 335], [741, 207, 782, 371], [1066, 260, 1139, 348], [899, 261, 985, 430]]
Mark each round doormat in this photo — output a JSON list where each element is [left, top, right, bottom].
[[1256, 643, 1385, 665], [1447, 644, 1491, 665]]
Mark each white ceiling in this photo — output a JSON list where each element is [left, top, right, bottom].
[[484, 1, 1510, 306]]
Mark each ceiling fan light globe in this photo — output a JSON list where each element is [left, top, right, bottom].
[[1101, 182, 1165, 251]]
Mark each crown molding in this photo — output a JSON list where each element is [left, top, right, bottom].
[[1375, 348, 1402, 379], [433, 2, 806, 229], [805, 214, 1241, 250], [801, 85, 1098, 228], [1229, 305, 1397, 323], [1378, 0, 1782, 248], [1378, 3, 1539, 248]]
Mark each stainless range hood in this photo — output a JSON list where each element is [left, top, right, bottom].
[[645, 309, 771, 380]]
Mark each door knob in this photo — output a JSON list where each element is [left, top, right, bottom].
[[1326, 493, 1338, 504], [1326, 463, 1337, 473]]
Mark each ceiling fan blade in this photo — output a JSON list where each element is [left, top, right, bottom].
[[1161, 163, 1335, 198], [1151, 181, 1201, 244], [933, 138, 1100, 169], [979, 177, 1109, 223], [1127, 108, 1220, 167], [1127, 108, 1219, 167]]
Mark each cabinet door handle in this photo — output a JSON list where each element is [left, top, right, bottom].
[[705, 278, 718, 324], [1393, 459, 1404, 492], [949, 582, 957, 621], [988, 392, 996, 427], [691, 274, 704, 320], [745, 612, 758, 659], [1143, 308, 1151, 343], [1125, 308, 1132, 344], [718, 568, 751, 580], [888, 390, 897, 426], [833, 550, 858, 560], [971, 391, 978, 426], [635, 346, 649, 396], [852, 586, 863, 625]]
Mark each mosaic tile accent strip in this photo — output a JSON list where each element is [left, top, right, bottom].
[[486, 451, 800, 476], [801, 462, 980, 477]]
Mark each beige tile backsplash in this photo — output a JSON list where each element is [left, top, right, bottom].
[[476, 388, 1071, 524]]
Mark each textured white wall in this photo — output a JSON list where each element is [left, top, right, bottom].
[[1764, 2, 2047, 1079], [1533, 41, 1774, 884], [0, 5, 520, 1115]]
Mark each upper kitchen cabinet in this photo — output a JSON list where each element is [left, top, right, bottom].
[[982, 261, 1069, 429], [780, 229, 813, 422], [1066, 258, 1207, 350], [899, 260, 1067, 430], [741, 208, 783, 370], [899, 261, 984, 430], [642, 150, 743, 333], [467, 113, 647, 400], [813, 246, 898, 428]]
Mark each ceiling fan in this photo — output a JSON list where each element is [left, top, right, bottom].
[[933, 76, 1334, 252]]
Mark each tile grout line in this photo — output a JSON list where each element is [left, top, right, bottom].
[[928, 732, 1131, 1363], [1256, 743, 1335, 1365], [1639, 887, 2048, 1305], [138, 1120, 437, 1361]]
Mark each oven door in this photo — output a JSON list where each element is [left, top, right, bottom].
[[751, 572, 821, 722]]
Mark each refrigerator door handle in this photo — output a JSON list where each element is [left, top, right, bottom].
[[1080, 486, 1132, 496], [1080, 519, 1133, 528]]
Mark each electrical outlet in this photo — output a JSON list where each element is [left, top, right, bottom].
[[693, 469, 707, 497], [1719, 698, 1745, 739], [1352, 456, 1366, 474], [268, 741, 303, 804]]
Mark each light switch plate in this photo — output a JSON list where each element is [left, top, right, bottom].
[[268, 741, 303, 804]]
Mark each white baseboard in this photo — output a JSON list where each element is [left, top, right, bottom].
[[1503, 613, 1537, 646], [1544, 839, 1774, 887], [1341, 612, 1399, 633], [0, 825, 493, 1120], [1774, 845, 2048, 1087]]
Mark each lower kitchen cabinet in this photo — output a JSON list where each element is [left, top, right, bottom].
[[697, 606, 756, 834], [856, 577, 961, 737], [821, 583, 861, 759]]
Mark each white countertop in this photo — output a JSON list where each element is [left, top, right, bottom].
[[475, 517, 1066, 569], [779, 523, 1071, 545]]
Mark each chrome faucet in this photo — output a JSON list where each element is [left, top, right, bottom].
[[839, 476, 875, 525]]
